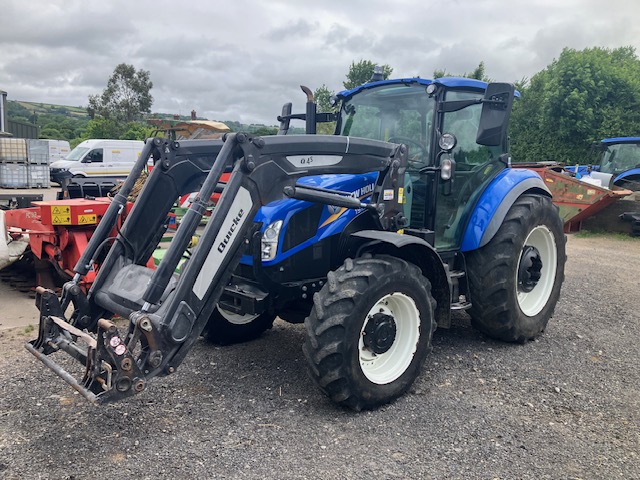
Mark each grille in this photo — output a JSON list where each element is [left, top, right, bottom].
[[282, 204, 325, 252]]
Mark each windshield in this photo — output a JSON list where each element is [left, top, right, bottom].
[[600, 143, 640, 174], [338, 84, 435, 169], [65, 146, 89, 162]]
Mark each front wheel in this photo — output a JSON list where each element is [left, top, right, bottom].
[[303, 255, 436, 410], [203, 306, 275, 345], [466, 194, 566, 342]]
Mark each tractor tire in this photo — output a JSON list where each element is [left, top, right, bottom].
[[203, 306, 275, 345], [303, 255, 436, 411], [466, 194, 566, 342]]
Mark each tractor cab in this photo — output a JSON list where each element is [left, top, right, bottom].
[[333, 78, 513, 250], [595, 137, 640, 190]]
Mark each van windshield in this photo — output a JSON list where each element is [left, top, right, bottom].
[[65, 147, 89, 162]]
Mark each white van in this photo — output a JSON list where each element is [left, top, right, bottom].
[[49, 139, 144, 184]]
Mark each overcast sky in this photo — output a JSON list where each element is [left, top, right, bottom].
[[1, 0, 638, 126]]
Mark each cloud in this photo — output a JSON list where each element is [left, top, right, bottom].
[[0, 0, 638, 125]]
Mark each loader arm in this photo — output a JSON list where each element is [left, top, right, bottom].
[[26, 133, 408, 404]]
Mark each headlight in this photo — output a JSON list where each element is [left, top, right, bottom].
[[439, 133, 457, 152], [261, 220, 283, 261]]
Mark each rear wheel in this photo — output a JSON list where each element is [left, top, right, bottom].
[[466, 194, 566, 342], [203, 306, 275, 345], [303, 255, 436, 410]]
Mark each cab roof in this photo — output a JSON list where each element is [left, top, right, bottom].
[[337, 77, 487, 99], [337, 77, 519, 101], [601, 137, 640, 144]]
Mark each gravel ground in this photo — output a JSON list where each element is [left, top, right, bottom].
[[0, 234, 638, 480]]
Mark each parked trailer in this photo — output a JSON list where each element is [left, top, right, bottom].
[[514, 163, 633, 232]]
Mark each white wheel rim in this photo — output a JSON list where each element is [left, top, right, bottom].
[[217, 306, 259, 325], [359, 292, 421, 384], [516, 225, 557, 317]]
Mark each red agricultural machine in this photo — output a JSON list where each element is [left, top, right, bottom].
[[513, 162, 633, 232], [1, 197, 134, 292], [1, 174, 230, 293]]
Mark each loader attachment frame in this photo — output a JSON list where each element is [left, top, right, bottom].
[[26, 133, 408, 403]]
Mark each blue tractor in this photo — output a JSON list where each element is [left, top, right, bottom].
[[593, 137, 640, 191], [205, 77, 567, 406], [26, 76, 566, 410]]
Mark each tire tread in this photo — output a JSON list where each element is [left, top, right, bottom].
[[466, 194, 566, 342], [303, 255, 435, 410]]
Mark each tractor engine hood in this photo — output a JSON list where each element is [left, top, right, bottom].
[[253, 172, 379, 226]]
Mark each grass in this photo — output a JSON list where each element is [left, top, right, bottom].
[[573, 229, 639, 241], [16, 100, 89, 118], [21, 324, 35, 335]]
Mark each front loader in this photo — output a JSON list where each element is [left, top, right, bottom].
[[27, 133, 410, 406]]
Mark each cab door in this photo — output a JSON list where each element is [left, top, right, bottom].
[[81, 148, 107, 177], [435, 90, 503, 250]]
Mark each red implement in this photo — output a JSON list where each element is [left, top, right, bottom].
[[514, 164, 632, 232], [4, 198, 137, 290]]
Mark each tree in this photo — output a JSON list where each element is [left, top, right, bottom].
[[74, 118, 152, 144], [343, 60, 393, 90], [313, 84, 337, 135], [252, 126, 278, 136], [513, 76, 530, 93], [121, 122, 154, 140], [314, 84, 335, 114], [509, 46, 640, 164], [433, 61, 491, 82], [40, 127, 62, 139], [88, 63, 153, 122], [432, 68, 449, 79], [82, 118, 125, 140]]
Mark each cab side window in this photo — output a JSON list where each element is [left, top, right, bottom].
[[85, 149, 103, 163]]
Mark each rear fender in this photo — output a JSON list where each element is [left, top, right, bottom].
[[614, 168, 640, 187], [351, 230, 451, 328], [461, 169, 551, 252]]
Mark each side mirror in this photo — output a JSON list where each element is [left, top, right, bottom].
[[277, 102, 292, 135], [476, 83, 514, 147], [82, 157, 91, 163]]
